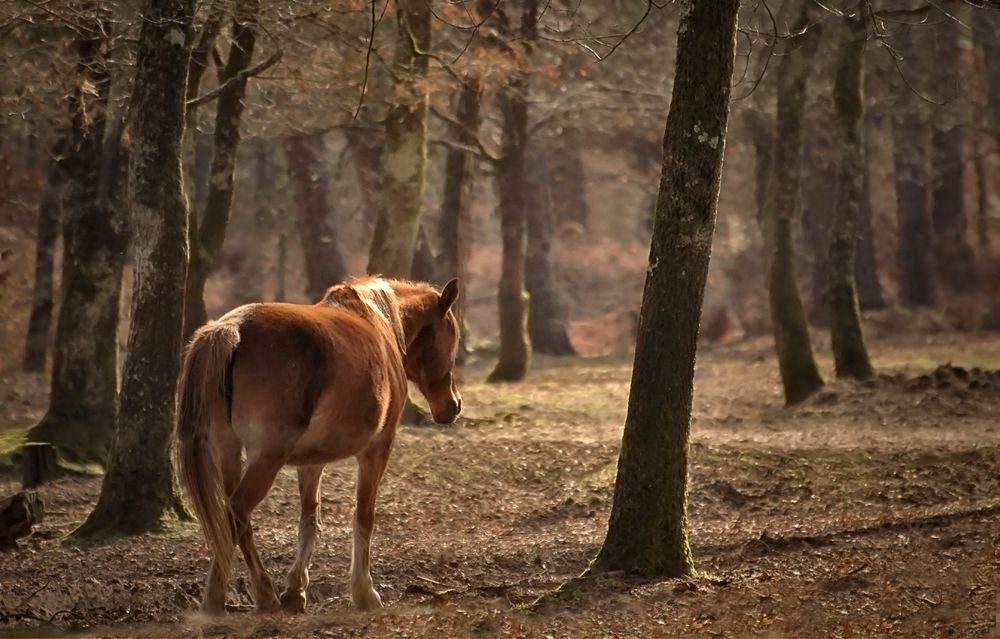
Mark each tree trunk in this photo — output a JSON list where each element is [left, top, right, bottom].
[[526, 145, 576, 355], [854, 75, 886, 310], [26, 10, 129, 472], [487, 77, 531, 382], [183, 0, 260, 340], [975, 150, 990, 252], [22, 144, 64, 372], [411, 223, 439, 283], [366, 0, 431, 278], [743, 109, 773, 231], [828, 8, 874, 381], [439, 77, 482, 345], [929, 14, 978, 293], [74, 0, 194, 538], [891, 26, 935, 307], [800, 111, 835, 325], [285, 133, 347, 299], [763, 5, 825, 405], [592, 0, 739, 577], [547, 127, 590, 231], [976, 10, 1000, 168], [345, 126, 383, 224]]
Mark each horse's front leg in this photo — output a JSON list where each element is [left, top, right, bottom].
[[350, 435, 394, 611], [280, 464, 325, 613]]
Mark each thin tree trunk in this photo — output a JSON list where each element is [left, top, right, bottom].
[[547, 127, 590, 231], [828, 8, 874, 381], [743, 109, 773, 231], [75, 0, 194, 538], [488, 76, 531, 382], [974, 10, 1000, 200], [526, 145, 575, 355], [183, 0, 260, 340], [26, 8, 128, 472], [930, 13, 978, 293], [854, 73, 886, 310], [411, 223, 439, 283], [345, 126, 383, 224], [592, 0, 739, 577], [439, 77, 482, 353], [285, 133, 347, 299], [801, 113, 835, 325], [366, 0, 431, 278], [22, 144, 64, 372], [891, 26, 935, 307], [763, 5, 825, 405], [975, 150, 990, 252]]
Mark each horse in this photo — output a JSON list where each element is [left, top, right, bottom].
[[175, 277, 462, 615]]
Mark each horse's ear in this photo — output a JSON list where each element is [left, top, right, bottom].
[[439, 278, 459, 313]]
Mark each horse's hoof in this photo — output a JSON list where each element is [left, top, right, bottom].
[[279, 590, 306, 614], [352, 588, 383, 612]]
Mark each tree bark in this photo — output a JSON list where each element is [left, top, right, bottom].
[[592, 0, 739, 577], [547, 127, 590, 231], [976, 10, 1000, 163], [26, 9, 129, 471], [891, 26, 936, 307], [929, 14, 978, 293], [438, 78, 482, 353], [488, 76, 531, 382], [22, 143, 64, 372], [285, 133, 347, 299], [801, 109, 836, 325], [183, 0, 260, 340], [763, 5, 825, 405], [366, 0, 431, 278], [854, 76, 886, 310], [828, 8, 875, 381], [75, 0, 194, 538], [526, 145, 576, 355]]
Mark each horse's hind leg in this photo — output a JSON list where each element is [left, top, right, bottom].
[[280, 464, 324, 613], [230, 452, 285, 613], [350, 437, 393, 611], [202, 433, 242, 614]]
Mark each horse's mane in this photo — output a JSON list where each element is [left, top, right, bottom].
[[320, 277, 408, 356]]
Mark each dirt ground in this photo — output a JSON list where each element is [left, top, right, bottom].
[[1, 331, 999, 638]]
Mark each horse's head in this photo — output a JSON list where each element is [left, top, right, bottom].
[[404, 279, 462, 424]]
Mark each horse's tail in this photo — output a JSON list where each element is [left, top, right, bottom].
[[176, 319, 241, 577]]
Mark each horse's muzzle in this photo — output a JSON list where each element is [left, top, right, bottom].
[[433, 396, 462, 425]]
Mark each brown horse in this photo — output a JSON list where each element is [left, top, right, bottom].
[[176, 277, 462, 615]]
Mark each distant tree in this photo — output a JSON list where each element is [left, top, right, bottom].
[[24, 7, 129, 477], [929, 11, 978, 292], [75, 0, 193, 537], [367, 0, 431, 278], [488, 0, 537, 382], [762, 3, 825, 404], [890, 25, 936, 307], [828, 4, 874, 381], [21, 140, 64, 372], [285, 133, 347, 299], [591, 0, 739, 576]]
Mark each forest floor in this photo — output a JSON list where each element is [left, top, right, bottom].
[[1, 331, 999, 638]]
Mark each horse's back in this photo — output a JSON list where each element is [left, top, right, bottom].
[[224, 302, 406, 463]]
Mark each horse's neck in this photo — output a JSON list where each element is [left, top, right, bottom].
[[398, 295, 434, 348]]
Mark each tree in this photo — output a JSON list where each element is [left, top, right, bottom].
[[21, 140, 63, 372], [487, 0, 537, 382], [828, 5, 874, 381], [182, 0, 261, 339], [590, 0, 739, 576], [762, 4, 825, 404], [366, 0, 431, 278], [75, 0, 194, 538], [285, 133, 347, 299], [891, 25, 935, 307], [24, 8, 129, 475], [929, 11, 978, 293]]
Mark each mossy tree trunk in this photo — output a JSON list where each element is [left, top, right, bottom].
[[22, 142, 64, 373], [285, 133, 347, 299], [854, 78, 886, 311], [763, 4, 824, 405], [487, 0, 537, 383], [828, 7, 874, 381], [592, 0, 739, 576], [26, 8, 129, 472], [182, 0, 259, 340], [526, 146, 575, 355], [929, 12, 978, 293], [366, 0, 431, 278], [75, 0, 194, 539], [890, 25, 935, 307], [438, 77, 482, 354]]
